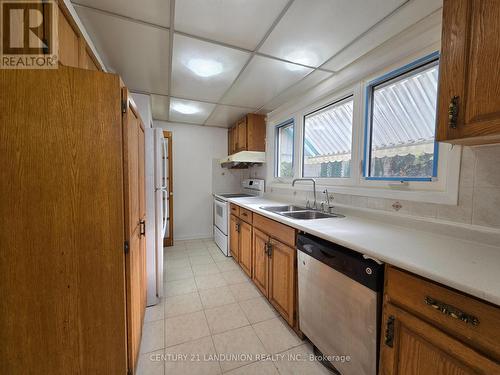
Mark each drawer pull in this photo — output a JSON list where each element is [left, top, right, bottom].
[[384, 315, 395, 347], [424, 296, 479, 326], [242, 212, 247, 217]]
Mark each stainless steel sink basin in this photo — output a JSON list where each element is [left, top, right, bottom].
[[281, 210, 345, 220], [259, 205, 307, 213]]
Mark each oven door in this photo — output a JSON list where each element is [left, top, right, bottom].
[[214, 197, 228, 235]]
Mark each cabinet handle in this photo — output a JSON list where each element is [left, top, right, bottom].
[[266, 242, 273, 258], [448, 96, 459, 129], [424, 296, 479, 326], [242, 212, 247, 217], [139, 219, 146, 237], [236, 222, 240, 233], [384, 315, 395, 347]]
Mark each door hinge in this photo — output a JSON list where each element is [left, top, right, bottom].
[[127, 369, 132, 375], [124, 240, 129, 254], [121, 99, 127, 114]]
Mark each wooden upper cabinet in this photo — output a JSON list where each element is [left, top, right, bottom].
[[238, 221, 252, 277], [236, 117, 247, 152], [268, 239, 296, 326], [227, 114, 266, 155], [436, 0, 500, 145]]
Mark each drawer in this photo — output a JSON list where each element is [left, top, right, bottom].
[[385, 266, 500, 360], [229, 203, 239, 216], [239, 207, 253, 224], [253, 213, 295, 248]]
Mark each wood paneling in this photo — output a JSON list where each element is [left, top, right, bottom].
[[0, 67, 126, 374], [385, 266, 500, 360], [230, 214, 239, 261], [437, 0, 500, 145], [58, 8, 79, 67], [380, 303, 499, 375], [253, 213, 296, 247], [252, 228, 269, 297], [268, 240, 296, 326], [238, 220, 253, 277]]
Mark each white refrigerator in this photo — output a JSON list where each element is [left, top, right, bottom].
[[146, 128, 168, 305]]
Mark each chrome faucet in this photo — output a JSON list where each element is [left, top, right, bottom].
[[322, 189, 333, 213], [292, 178, 317, 209]]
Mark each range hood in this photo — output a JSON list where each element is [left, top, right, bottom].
[[220, 151, 266, 168]]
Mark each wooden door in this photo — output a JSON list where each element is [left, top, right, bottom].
[[230, 214, 239, 261], [0, 67, 127, 374], [268, 239, 295, 325], [238, 221, 252, 277], [380, 303, 499, 375], [252, 228, 269, 297], [138, 121, 147, 321], [163, 131, 174, 247], [237, 117, 247, 151], [122, 88, 147, 374], [57, 9, 79, 68], [437, 0, 500, 145]]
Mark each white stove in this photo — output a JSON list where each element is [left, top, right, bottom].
[[213, 179, 264, 256]]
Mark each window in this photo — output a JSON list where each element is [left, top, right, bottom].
[[365, 53, 439, 180], [275, 120, 294, 178], [303, 97, 353, 178]]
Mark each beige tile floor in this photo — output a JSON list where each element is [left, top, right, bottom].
[[137, 238, 332, 375]]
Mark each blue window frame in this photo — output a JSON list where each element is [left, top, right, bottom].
[[275, 119, 294, 178], [364, 51, 440, 181]]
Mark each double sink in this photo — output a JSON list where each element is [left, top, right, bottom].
[[260, 205, 345, 220]]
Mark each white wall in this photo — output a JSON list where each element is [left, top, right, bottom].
[[154, 121, 228, 240]]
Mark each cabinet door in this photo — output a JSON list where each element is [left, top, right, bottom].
[[252, 228, 269, 297], [230, 214, 239, 261], [380, 303, 499, 375], [228, 127, 234, 155], [437, 0, 500, 144], [268, 240, 295, 325], [238, 221, 252, 277], [237, 117, 247, 151], [122, 88, 146, 374]]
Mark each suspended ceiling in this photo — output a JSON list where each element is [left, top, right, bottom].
[[72, 0, 442, 127]]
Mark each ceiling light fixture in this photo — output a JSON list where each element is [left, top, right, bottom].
[[171, 102, 199, 115], [186, 58, 223, 77]]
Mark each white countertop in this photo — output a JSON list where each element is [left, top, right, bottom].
[[227, 196, 500, 306]]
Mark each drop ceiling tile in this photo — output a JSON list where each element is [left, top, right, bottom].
[[171, 34, 250, 102], [204, 105, 255, 127], [260, 70, 333, 112], [221, 55, 312, 108], [151, 95, 169, 121], [174, 0, 289, 50], [259, 0, 407, 68], [169, 98, 216, 124], [322, 0, 442, 71], [75, 5, 170, 95], [72, 0, 170, 27]]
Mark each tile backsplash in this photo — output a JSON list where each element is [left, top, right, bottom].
[[261, 145, 500, 230]]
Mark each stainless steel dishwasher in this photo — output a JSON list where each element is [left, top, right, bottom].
[[297, 233, 384, 375]]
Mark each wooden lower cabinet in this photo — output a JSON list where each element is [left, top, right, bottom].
[[380, 266, 500, 374], [230, 214, 239, 261], [268, 239, 296, 325], [238, 221, 253, 277], [252, 228, 270, 297], [251, 224, 296, 326], [380, 303, 499, 375]]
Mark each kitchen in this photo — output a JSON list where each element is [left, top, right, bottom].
[[1, 0, 499, 375]]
